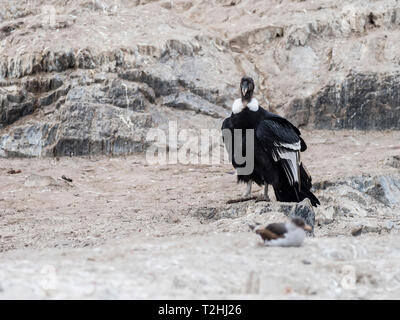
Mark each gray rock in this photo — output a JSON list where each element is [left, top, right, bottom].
[[0, 100, 152, 157], [0, 122, 59, 157], [290, 200, 316, 234], [23, 75, 64, 93], [53, 102, 152, 156], [386, 221, 396, 230], [118, 68, 179, 98], [314, 174, 400, 207], [384, 156, 400, 169], [288, 72, 400, 129], [193, 207, 218, 220], [0, 75, 69, 129], [363, 225, 383, 234], [119, 65, 233, 108], [66, 80, 152, 112], [24, 175, 56, 187], [229, 25, 284, 49], [348, 175, 400, 207], [191, 199, 315, 235], [351, 226, 363, 236], [162, 92, 229, 118], [0, 94, 36, 128], [312, 174, 400, 237]]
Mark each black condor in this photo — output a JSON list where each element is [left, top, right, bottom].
[[222, 77, 320, 207]]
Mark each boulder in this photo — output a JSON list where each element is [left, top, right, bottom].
[[190, 199, 315, 234], [385, 156, 400, 169]]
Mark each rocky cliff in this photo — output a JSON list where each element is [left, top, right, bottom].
[[1, 0, 400, 157]]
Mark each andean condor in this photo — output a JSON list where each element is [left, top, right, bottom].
[[221, 77, 320, 207]]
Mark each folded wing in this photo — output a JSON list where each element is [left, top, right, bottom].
[[256, 118, 302, 189]]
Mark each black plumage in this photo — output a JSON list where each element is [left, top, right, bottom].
[[222, 77, 320, 207]]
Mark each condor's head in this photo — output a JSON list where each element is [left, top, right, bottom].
[[240, 77, 255, 103], [231, 76, 258, 114]]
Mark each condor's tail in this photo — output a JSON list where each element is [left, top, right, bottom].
[[273, 163, 320, 207]]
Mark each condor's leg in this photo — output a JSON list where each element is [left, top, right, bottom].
[[255, 184, 271, 202], [263, 184, 271, 201], [226, 181, 257, 204], [226, 180, 257, 204], [243, 180, 252, 198]]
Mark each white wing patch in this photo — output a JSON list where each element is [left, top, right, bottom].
[[271, 146, 301, 187], [273, 140, 301, 150]]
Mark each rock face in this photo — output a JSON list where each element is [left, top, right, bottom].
[[288, 72, 400, 129], [1, 0, 400, 157], [0, 74, 153, 157]]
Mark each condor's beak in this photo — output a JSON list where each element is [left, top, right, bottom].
[[241, 83, 248, 96], [303, 224, 312, 232]]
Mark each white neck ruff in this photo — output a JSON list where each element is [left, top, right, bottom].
[[232, 98, 259, 114]]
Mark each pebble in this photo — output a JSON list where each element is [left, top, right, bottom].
[[351, 226, 363, 236]]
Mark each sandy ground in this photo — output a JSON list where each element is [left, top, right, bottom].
[[1, 129, 400, 299]]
